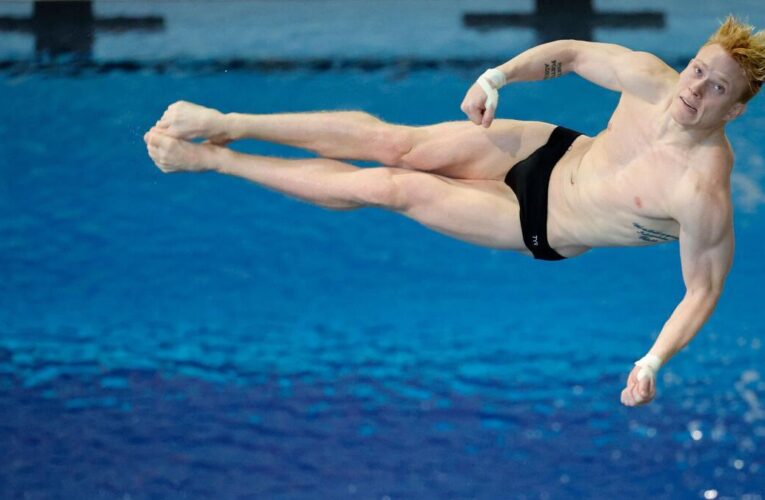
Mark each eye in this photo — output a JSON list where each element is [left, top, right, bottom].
[[714, 84, 725, 94], [694, 66, 703, 76]]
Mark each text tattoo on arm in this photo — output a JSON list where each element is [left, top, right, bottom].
[[633, 222, 679, 243], [544, 60, 562, 79]]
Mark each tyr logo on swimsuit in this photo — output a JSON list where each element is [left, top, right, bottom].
[[532, 234, 539, 246]]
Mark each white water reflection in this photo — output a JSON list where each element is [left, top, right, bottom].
[[731, 151, 765, 214], [731, 172, 765, 214]]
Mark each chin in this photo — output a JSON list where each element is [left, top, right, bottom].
[[670, 105, 695, 127]]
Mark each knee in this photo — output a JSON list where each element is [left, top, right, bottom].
[[356, 168, 408, 210], [372, 125, 416, 166]]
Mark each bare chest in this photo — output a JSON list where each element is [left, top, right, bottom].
[[545, 97, 731, 251], [553, 135, 684, 248]]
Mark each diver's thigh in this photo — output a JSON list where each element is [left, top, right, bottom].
[[399, 119, 556, 181], [392, 170, 529, 252]]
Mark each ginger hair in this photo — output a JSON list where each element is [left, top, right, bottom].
[[705, 15, 765, 102]]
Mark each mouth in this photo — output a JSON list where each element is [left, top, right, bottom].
[[679, 96, 698, 113]]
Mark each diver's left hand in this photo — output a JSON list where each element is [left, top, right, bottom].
[[460, 82, 497, 128], [620, 364, 656, 406]]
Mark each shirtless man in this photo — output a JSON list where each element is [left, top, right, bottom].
[[143, 17, 765, 407]]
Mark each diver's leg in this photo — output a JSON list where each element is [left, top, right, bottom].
[[146, 126, 405, 209], [155, 102, 557, 181], [155, 101, 411, 165], [397, 119, 557, 180], [144, 127, 527, 250]]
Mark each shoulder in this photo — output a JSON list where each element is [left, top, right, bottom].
[[616, 51, 678, 103], [669, 153, 733, 245], [620, 51, 676, 76]]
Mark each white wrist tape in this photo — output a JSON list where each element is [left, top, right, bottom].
[[477, 68, 506, 109], [480, 68, 507, 89], [634, 353, 663, 382]]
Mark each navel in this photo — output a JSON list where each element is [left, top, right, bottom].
[[570, 162, 580, 185], [634, 196, 642, 208]]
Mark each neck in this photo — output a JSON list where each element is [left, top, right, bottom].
[[658, 111, 724, 147]]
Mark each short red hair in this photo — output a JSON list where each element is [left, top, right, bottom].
[[705, 15, 765, 102]]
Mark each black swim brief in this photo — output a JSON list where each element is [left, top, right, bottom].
[[504, 126, 582, 261]]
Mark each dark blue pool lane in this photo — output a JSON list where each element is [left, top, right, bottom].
[[1, 66, 764, 499]]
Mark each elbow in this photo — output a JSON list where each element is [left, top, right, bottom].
[[684, 286, 723, 310], [540, 39, 581, 61], [557, 40, 582, 65]]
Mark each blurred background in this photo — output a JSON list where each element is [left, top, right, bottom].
[[1, 1, 764, 499]]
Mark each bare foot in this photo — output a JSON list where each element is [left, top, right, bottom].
[[144, 126, 222, 173], [155, 100, 232, 145]]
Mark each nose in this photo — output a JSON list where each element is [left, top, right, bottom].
[[689, 80, 704, 97]]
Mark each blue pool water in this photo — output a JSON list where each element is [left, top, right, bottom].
[[2, 3, 765, 499]]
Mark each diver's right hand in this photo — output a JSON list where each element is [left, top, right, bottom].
[[156, 100, 231, 145], [460, 82, 497, 128]]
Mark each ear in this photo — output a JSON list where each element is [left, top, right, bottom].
[[724, 101, 747, 121]]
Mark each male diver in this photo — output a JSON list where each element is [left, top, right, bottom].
[[144, 17, 765, 407]]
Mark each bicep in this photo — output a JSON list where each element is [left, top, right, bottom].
[[570, 41, 630, 91], [572, 42, 677, 101], [679, 226, 733, 295], [678, 198, 734, 294]]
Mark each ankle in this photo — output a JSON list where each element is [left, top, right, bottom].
[[208, 145, 238, 174], [222, 112, 243, 141]]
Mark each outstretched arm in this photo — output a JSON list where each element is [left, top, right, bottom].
[[621, 179, 734, 407], [462, 40, 677, 126], [499, 40, 676, 98]]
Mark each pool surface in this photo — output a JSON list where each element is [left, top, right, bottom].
[[1, 1, 765, 499]]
